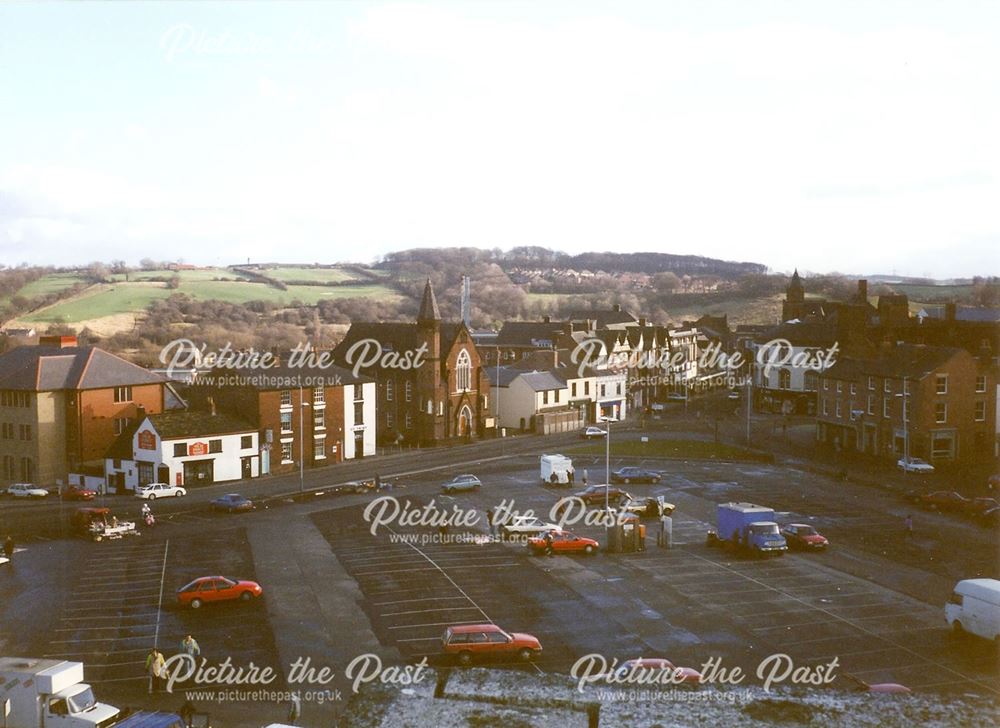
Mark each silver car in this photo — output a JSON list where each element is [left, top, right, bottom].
[[442, 475, 482, 494]]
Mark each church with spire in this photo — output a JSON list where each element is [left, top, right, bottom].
[[781, 269, 831, 322], [333, 280, 490, 446]]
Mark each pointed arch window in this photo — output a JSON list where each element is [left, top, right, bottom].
[[455, 349, 472, 392]]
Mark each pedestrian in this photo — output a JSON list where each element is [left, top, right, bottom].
[[180, 634, 201, 662], [544, 531, 554, 557], [179, 699, 196, 728], [568, 469, 575, 485], [486, 508, 495, 538], [904, 514, 913, 538], [3, 535, 13, 562], [287, 692, 302, 725], [146, 647, 166, 693]]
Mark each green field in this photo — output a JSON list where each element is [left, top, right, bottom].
[[259, 266, 358, 283], [566, 438, 769, 461], [890, 283, 975, 302], [21, 280, 401, 323], [111, 268, 245, 282], [15, 273, 88, 299]]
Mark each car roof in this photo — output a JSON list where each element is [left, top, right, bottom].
[[447, 623, 501, 633]]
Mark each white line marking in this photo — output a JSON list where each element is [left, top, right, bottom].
[[380, 606, 484, 618], [154, 540, 169, 649], [373, 596, 471, 607]]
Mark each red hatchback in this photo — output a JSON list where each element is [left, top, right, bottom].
[[62, 485, 97, 501], [527, 530, 599, 555], [441, 624, 542, 665], [177, 576, 263, 609]]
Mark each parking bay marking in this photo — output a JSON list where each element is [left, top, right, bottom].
[[686, 551, 998, 695]]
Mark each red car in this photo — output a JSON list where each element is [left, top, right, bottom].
[[62, 485, 97, 501], [528, 530, 599, 556], [614, 658, 702, 686], [441, 624, 542, 665], [963, 497, 1000, 516], [918, 491, 970, 512], [177, 576, 263, 609], [780, 524, 829, 550]]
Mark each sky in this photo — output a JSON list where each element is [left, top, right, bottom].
[[1, 1, 998, 278]]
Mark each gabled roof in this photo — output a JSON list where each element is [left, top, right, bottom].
[[517, 371, 568, 392], [756, 321, 838, 347], [484, 366, 521, 387], [566, 308, 638, 327], [496, 321, 565, 347], [822, 344, 965, 381], [0, 345, 165, 392]]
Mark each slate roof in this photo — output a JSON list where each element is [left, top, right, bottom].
[[822, 344, 964, 382], [517, 371, 567, 392], [417, 279, 441, 321], [333, 322, 467, 374], [755, 321, 839, 347], [0, 345, 165, 391], [566, 308, 638, 327], [147, 411, 257, 439], [496, 321, 565, 347]]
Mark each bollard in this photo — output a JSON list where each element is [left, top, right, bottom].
[[665, 515, 673, 549], [587, 702, 601, 728], [434, 668, 451, 698]]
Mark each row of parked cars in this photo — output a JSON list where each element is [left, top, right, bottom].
[[904, 489, 1000, 525]]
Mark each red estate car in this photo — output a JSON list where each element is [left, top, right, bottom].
[[527, 530, 599, 556], [780, 524, 829, 550], [62, 485, 97, 501], [441, 624, 542, 665], [614, 658, 702, 686], [177, 576, 263, 609], [917, 491, 970, 512]]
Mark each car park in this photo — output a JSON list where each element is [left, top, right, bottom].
[[917, 490, 969, 512], [580, 426, 607, 439], [135, 482, 186, 499], [6, 483, 49, 498], [897, 457, 935, 473], [440, 623, 542, 664], [527, 529, 599, 555], [616, 496, 675, 519], [614, 658, 702, 686], [571, 484, 632, 506], [442, 474, 481, 494], [963, 497, 1000, 516], [781, 523, 829, 550], [211, 493, 256, 513], [61, 484, 97, 501], [610, 466, 661, 484], [498, 515, 561, 539], [177, 576, 263, 609]]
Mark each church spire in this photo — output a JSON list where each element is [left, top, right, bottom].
[[417, 279, 441, 322]]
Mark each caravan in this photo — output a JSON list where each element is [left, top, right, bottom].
[[945, 578, 1000, 641]]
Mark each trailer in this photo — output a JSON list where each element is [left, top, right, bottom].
[[0, 657, 120, 728], [71, 508, 139, 542], [540, 454, 574, 486], [707, 502, 787, 556]]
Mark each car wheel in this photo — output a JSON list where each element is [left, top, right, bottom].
[[175, 491, 183, 497], [148, 494, 156, 500], [518, 648, 534, 661], [457, 651, 472, 665], [190, 598, 202, 609], [952, 620, 965, 636], [240, 591, 253, 601], [623, 478, 630, 485], [228, 507, 235, 514], [584, 545, 595, 555]]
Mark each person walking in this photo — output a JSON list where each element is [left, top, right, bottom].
[[3, 535, 13, 563], [287, 692, 302, 725], [486, 508, 496, 539], [904, 514, 914, 539], [146, 647, 166, 693], [180, 634, 201, 662]]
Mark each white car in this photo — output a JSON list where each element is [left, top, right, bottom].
[[666, 392, 688, 401], [499, 515, 561, 539], [580, 426, 607, 440], [7, 483, 49, 498], [135, 482, 187, 499], [897, 457, 935, 473]]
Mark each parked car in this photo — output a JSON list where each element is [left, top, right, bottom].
[[666, 392, 687, 401], [963, 497, 1000, 516], [6, 483, 49, 498], [580, 426, 607, 440], [614, 658, 702, 686], [177, 576, 263, 609], [136, 482, 186, 500], [527, 530, 599, 555], [440, 623, 542, 664], [62, 484, 97, 501], [780, 523, 829, 550], [917, 490, 969, 512], [211, 493, 256, 513], [617, 496, 675, 519], [571, 484, 632, 506], [975, 505, 1000, 527], [498, 515, 561, 539], [897, 457, 934, 473], [442, 474, 481, 494], [611, 467, 661, 484]]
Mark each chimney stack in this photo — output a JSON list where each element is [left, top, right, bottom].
[[613, 303, 622, 312], [39, 335, 78, 348], [542, 315, 550, 324], [857, 279, 868, 302], [639, 317, 647, 327]]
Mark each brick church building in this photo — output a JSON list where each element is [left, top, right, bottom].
[[333, 280, 490, 446]]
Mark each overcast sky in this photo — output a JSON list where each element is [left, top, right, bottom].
[[1, 1, 997, 277]]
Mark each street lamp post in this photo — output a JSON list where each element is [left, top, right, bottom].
[[895, 376, 909, 471], [599, 414, 613, 516]]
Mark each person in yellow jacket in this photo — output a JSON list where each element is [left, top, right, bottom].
[[146, 647, 166, 693]]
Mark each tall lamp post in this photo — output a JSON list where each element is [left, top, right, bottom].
[[299, 384, 311, 493], [599, 414, 613, 516], [895, 376, 909, 470]]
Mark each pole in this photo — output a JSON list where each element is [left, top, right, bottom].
[[299, 384, 305, 493], [605, 415, 611, 516], [496, 347, 502, 454], [745, 364, 751, 444], [902, 376, 908, 468]]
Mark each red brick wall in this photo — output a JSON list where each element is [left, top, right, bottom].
[[75, 383, 164, 463]]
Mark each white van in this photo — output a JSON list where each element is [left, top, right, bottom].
[[945, 578, 1000, 641], [540, 454, 574, 485]]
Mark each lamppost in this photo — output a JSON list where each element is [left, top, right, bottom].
[[299, 384, 311, 493], [599, 414, 613, 516], [895, 376, 909, 470]]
